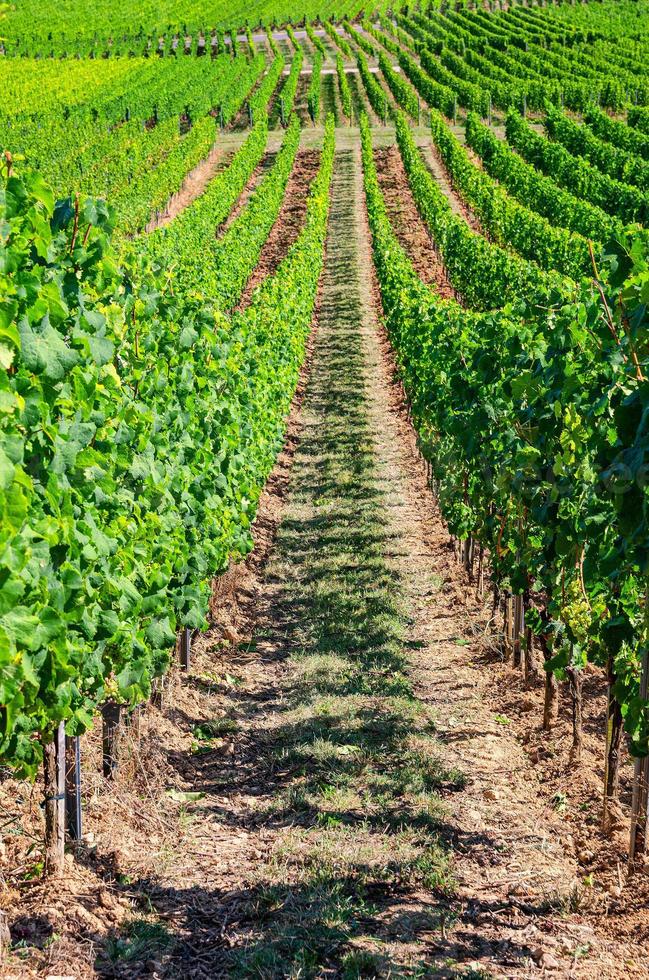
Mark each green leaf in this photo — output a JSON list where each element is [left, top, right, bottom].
[[52, 197, 75, 231], [165, 789, 205, 803], [0, 447, 15, 490], [0, 343, 14, 370], [1, 608, 41, 650], [18, 316, 79, 380]]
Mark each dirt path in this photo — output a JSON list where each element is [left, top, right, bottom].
[[218, 150, 278, 236], [374, 144, 455, 299], [419, 141, 484, 232], [144, 142, 228, 232], [235, 148, 321, 310]]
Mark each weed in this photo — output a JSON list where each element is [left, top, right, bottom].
[[100, 919, 173, 966], [192, 717, 238, 739]]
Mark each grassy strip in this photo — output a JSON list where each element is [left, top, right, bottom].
[[228, 144, 459, 978]]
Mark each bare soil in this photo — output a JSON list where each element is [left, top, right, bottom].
[[145, 144, 231, 232], [236, 148, 321, 310], [419, 141, 484, 233], [374, 144, 456, 300]]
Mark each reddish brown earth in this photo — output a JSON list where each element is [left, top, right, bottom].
[[374, 144, 456, 300], [236, 148, 321, 310]]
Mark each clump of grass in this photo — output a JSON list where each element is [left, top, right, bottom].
[[289, 652, 352, 690], [192, 717, 239, 740], [341, 948, 387, 978], [100, 919, 173, 967]]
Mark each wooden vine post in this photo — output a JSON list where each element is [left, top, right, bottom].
[[630, 752, 649, 865], [476, 542, 484, 597], [513, 594, 523, 669], [504, 593, 514, 659], [43, 722, 66, 876], [65, 735, 82, 841], [463, 537, 474, 578], [523, 591, 536, 681], [180, 626, 192, 671], [543, 670, 559, 730], [602, 652, 623, 826], [102, 702, 123, 779], [629, 645, 649, 863], [565, 650, 583, 763], [538, 608, 559, 731]]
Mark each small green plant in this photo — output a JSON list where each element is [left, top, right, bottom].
[[22, 860, 44, 881], [341, 948, 385, 978], [101, 920, 173, 966], [551, 792, 568, 813], [192, 717, 239, 739]]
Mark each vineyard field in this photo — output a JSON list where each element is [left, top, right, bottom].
[[2, 0, 649, 977]]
